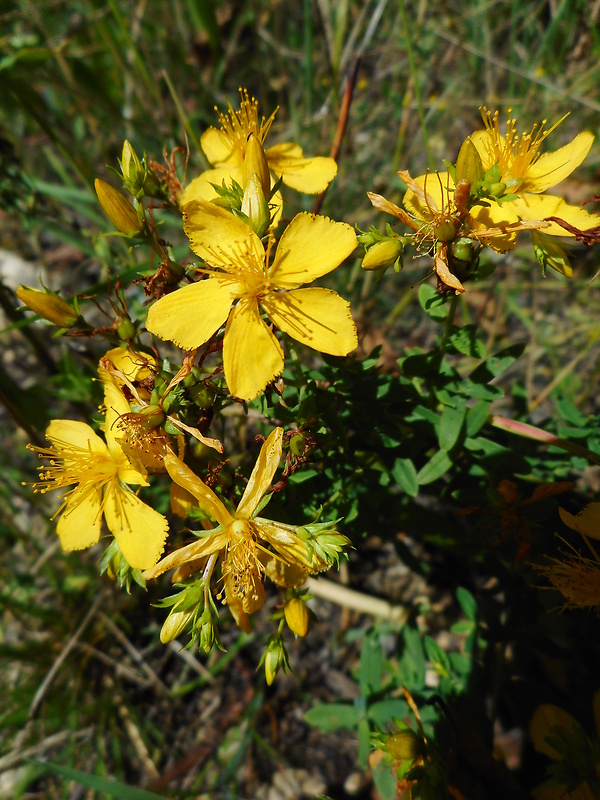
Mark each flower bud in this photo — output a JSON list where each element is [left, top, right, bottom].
[[362, 239, 404, 271], [121, 140, 143, 186], [160, 605, 194, 643], [532, 230, 573, 277], [95, 178, 143, 235], [199, 608, 218, 653], [284, 596, 310, 637], [16, 286, 79, 327], [116, 315, 136, 341], [243, 133, 271, 197], [241, 173, 271, 237], [289, 433, 306, 457], [262, 635, 289, 685], [455, 137, 484, 184], [385, 729, 423, 761]]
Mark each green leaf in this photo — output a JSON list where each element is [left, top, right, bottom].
[[359, 634, 383, 695], [31, 762, 165, 799], [417, 450, 453, 485], [465, 401, 490, 437], [373, 758, 398, 800], [304, 702, 359, 731], [358, 716, 371, 768], [368, 699, 410, 726], [438, 399, 466, 451], [392, 458, 419, 496], [456, 587, 477, 621], [448, 325, 487, 357], [418, 284, 448, 320], [469, 343, 525, 384], [424, 636, 451, 676]]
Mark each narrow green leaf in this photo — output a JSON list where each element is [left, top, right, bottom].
[[417, 450, 453, 485], [456, 587, 477, 621], [391, 458, 419, 496], [465, 400, 490, 437], [304, 702, 359, 731], [359, 634, 383, 695], [31, 762, 166, 799], [438, 399, 466, 451]]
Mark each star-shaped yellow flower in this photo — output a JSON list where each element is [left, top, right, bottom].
[[143, 428, 349, 632], [29, 390, 169, 570], [181, 89, 338, 206], [469, 108, 600, 237], [146, 202, 357, 400]]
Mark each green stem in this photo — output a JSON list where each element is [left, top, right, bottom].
[[439, 294, 458, 354]]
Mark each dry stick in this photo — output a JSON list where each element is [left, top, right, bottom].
[[0, 727, 94, 772], [312, 57, 361, 217], [100, 612, 171, 696], [306, 577, 409, 625], [28, 595, 105, 721]]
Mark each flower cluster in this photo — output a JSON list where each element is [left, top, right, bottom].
[[27, 91, 354, 682], [361, 108, 600, 292]]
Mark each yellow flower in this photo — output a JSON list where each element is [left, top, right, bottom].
[[181, 89, 338, 206], [29, 407, 169, 571], [470, 109, 600, 237], [143, 428, 349, 632], [530, 695, 600, 799], [146, 203, 357, 400]]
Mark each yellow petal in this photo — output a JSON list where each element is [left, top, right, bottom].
[[223, 297, 284, 401], [525, 131, 594, 192], [103, 482, 169, 570], [101, 382, 149, 486], [258, 520, 329, 573], [560, 503, 600, 540], [236, 428, 283, 519], [511, 193, 600, 237], [469, 129, 495, 172], [402, 172, 455, 223], [367, 191, 417, 229], [434, 251, 465, 294], [57, 487, 102, 551], [180, 166, 244, 207], [101, 347, 155, 381], [262, 288, 357, 355], [142, 529, 229, 579], [201, 126, 237, 166], [530, 704, 581, 759], [146, 277, 234, 351], [224, 572, 252, 633], [183, 198, 265, 266], [265, 142, 337, 193], [164, 452, 233, 527], [269, 212, 357, 288], [46, 419, 107, 457]]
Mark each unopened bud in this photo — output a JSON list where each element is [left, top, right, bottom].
[[385, 729, 423, 761], [160, 606, 194, 643], [243, 133, 271, 197], [362, 239, 404, 271], [116, 315, 136, 340], [199, 608, 218, 653], [121, 140, 143, 185], [16, 286, 79, 327], [241, 173, 270, 237], [262, 635, 289, 685], [284, 596, 310, 637], [532, 230, 573, 277], [455, 137, 484, 184], [95, 178, 143, 235]]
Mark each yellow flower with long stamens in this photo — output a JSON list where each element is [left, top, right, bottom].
[[181, 89, 338, 206], [29, 403, 169, 571], [143, 428, 350, 633], [146, 202, 357, 401], [470, 108, 600, 237]]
